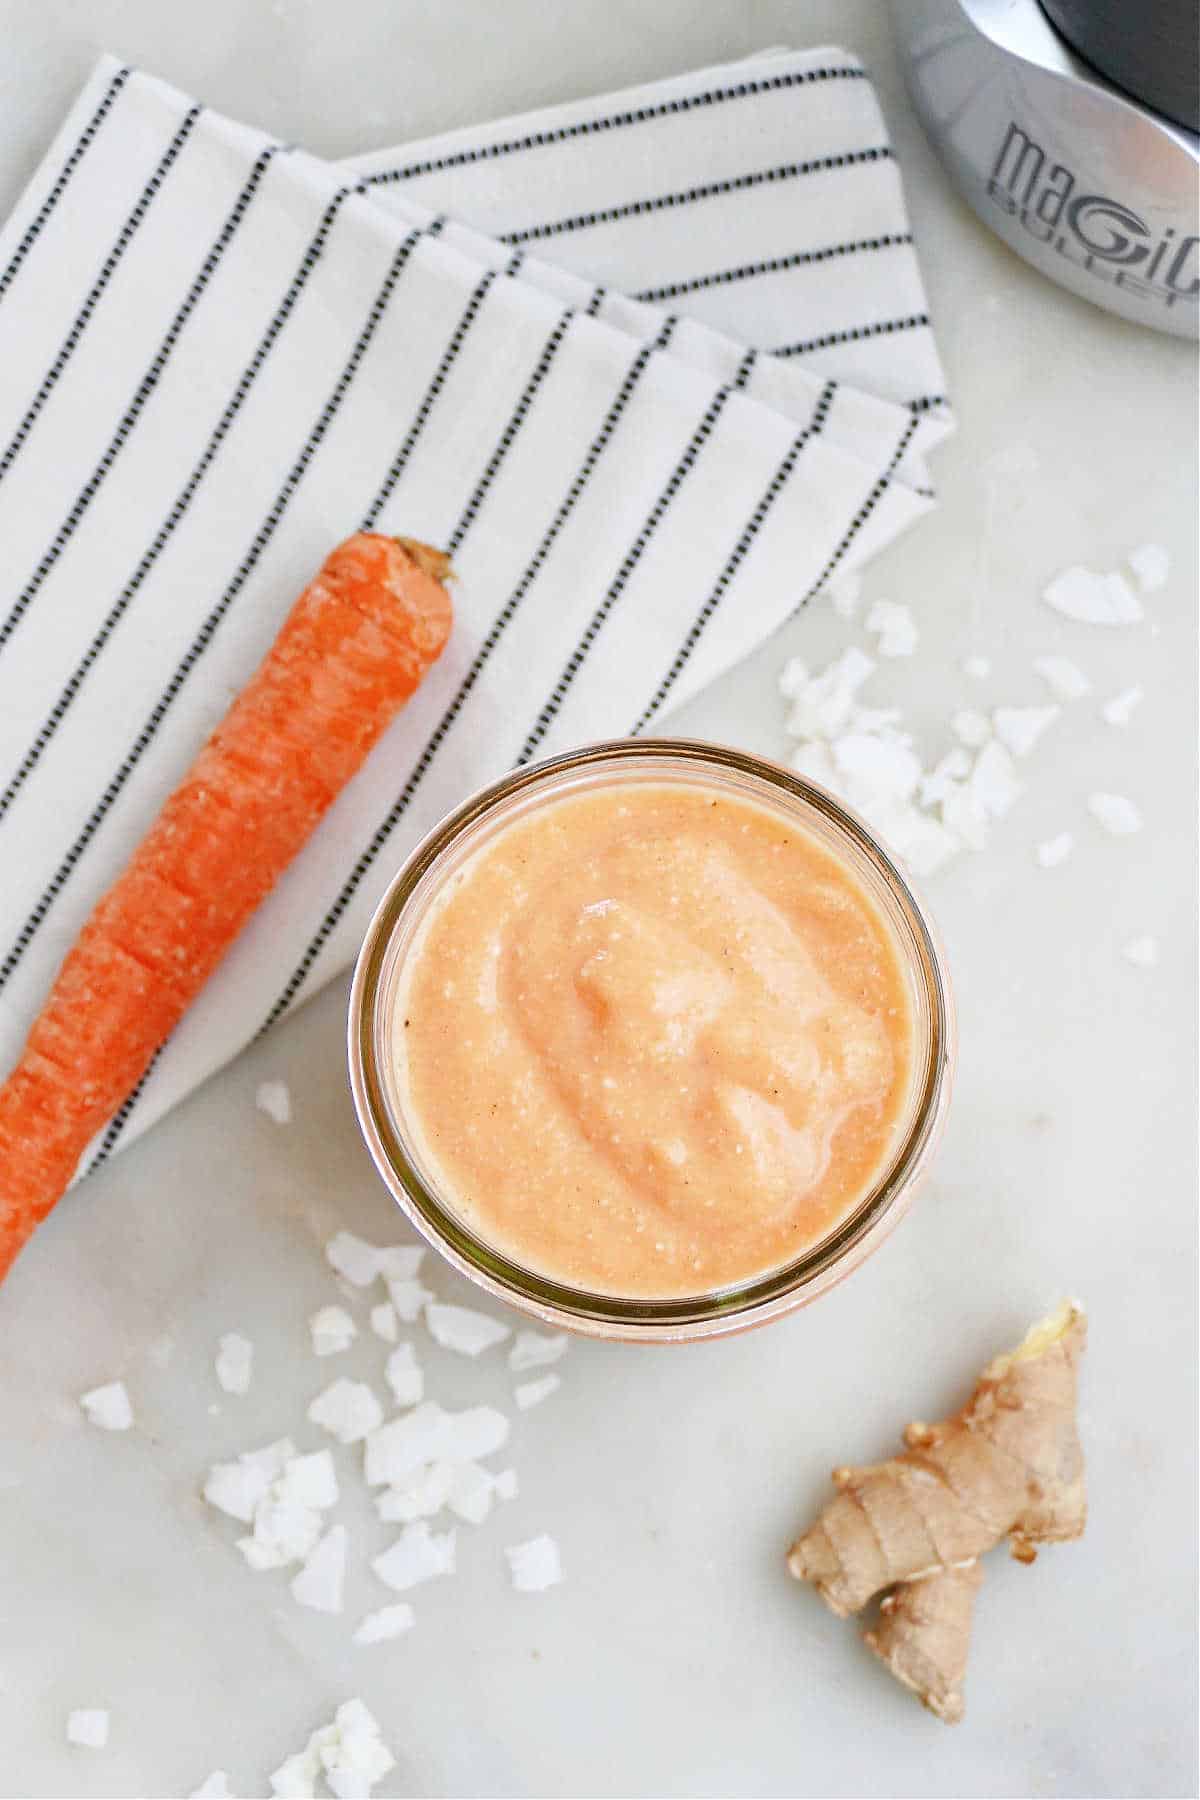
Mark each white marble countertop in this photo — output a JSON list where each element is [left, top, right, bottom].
[[1, 4, 1196, 1797]]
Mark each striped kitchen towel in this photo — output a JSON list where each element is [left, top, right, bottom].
[[0, 48, 951, 1178]]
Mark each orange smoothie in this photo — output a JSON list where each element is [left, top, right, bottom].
[[391, 780, 916, 1299]]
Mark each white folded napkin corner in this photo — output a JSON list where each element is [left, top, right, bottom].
[[0, 46, 951, 1173]]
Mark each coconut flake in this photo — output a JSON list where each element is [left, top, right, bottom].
[[215, 1333, 253, 1396], [239, 1437, 297, 1481], [79, 1381, 132, 1431], [493, 1468, 519, 1501], [445, 1405, 511, 1463], [425, 1303, 511, 1357], [385, 1275, 434, 1323], [992, 704, 1059, 759], [239, 1492, 323, 1568], [1123, 934, 1159, 967], [308, 1379, 383, 1445], [372, 1521, 456, 1592], [188, 1775, 232, 1799], [255, 1079, 292, 1125], [785, 647, 876, 739], [515, 1374, 561, 1411], [509, 1330, 568, 1373], [377, 1462, 453, 1524], [777, 655, 810, 701], [1101, 684, 1144, 727], [832, 731, 922, 805], [204, 1459, 272, 1525], [279, 1448, 338, 1511], [883, 804, 963, 877], [324, 1231, 383, 1288], [310, 1305, 357, 1358], [444, 1460, 498, 1526], [365, 1401, 510, 1487], [1034, 655, 1091, 701], [1127, 542, 1169, 593], [788, 739, 839, 789], [1036, 833, 1075, 868], [1042, 564, 1142, 625], [969, 740, 1022, 821], [320, 1699, 395, 1799], [384, 1342, 424, 1408], [290, 1523, 347, 1613], [919, 748, 971, 809], [66, 1708, 109, 1748], [1088, 792, 1143, 836], [951, 708, 991, 749], [376, 1245, 427, 1283], [370, 1303, 398, 1343], [506, 1534, 563, 1593], [864, 599, 918, 658], [353, 1603, 415, 1646]]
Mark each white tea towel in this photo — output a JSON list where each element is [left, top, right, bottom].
[[0, 50, 951, 1178]]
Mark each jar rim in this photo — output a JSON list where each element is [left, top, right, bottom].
[[347, 738, 955, 1343]]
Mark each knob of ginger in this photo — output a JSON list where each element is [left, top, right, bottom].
[[787, 1300, 1086, 1722]]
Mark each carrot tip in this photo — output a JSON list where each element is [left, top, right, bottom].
[[394, 537, 454, 585]]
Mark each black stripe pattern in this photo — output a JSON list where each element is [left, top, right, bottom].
[[0, 227, 423, 994], [631, 233, 914, 304], [500, 148, 894, 247], [363, 64, 865, 186], [0, 144, 283, 656], [0, 105, 202, 496], [0, 65, 132, 306]]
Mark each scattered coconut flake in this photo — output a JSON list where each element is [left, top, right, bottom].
[[188, 1774, 232, 1799], [1127, 542, 1169, 593], [1036, 833, 1075, 868], [79, 1381, 132, 1432], [376, 1245, 427, 1284], [832, 731, 922, 805], [825, 568, 862, 618], [372, 1521, 456, 1592], [239, 1437, 297, 1481], [1042, 564, 1142, 625], [444, 1460, 499, 1526], [238, 1493, 323, 1569], [879, 805, 963, 877], [66, 1709, 109, 1749], [493, 1468, 519, 1501], [1101, 684, 1144, 727], [270, 1701, 393, 1800], [788, 739, 838, 788], [992, 704, 1059, 759], [308, 1379, 383, 1445], [324, 1230, 384, 1288], [509, 1330, 568, 1373], [777, 655, 809, 701], [1088, 792, 1143, 836], [865, 598, 918, 657], [385, 1275, 434, 1323], [515, 1374, 561, 1411], [969, 740, 1022, 821], [365, 1402, 510, 1487], [377, 1463, 452, 1524], [215, 1333, 253, 1396], [1034, 654, 1091, 701], [204, 1460, 271, 1525], [962, 655, 990, 680], [1123, 934, 1158, 968], [919, 748, 971, 808], [256, 1079, 292, 1126], [384, 1342, 424, 1408], [291, 1523, 347, 1613], [354, 1603, 415, 1646], [951, 708, 991, 749], [785, 646, 876, 739], [320, 1699, 395, 1800], [506, 1534, 563, 1593], [310, 1305, 357, 1358], [425, 1303, 511, 1357], [370, 1303, 398, 1343], [279, 1448, 338, 1511]]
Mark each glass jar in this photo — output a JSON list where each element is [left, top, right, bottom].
[[347, 739, 955, 1343]]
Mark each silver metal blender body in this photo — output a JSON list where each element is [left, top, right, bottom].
[[892, 0, 1199, 338]]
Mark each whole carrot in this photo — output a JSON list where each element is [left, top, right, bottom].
[[0, 533, 453, 1281]]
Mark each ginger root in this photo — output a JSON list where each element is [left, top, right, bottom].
[[864, 1561, 982, 1724], [787, 1301, 1086, 1722]]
